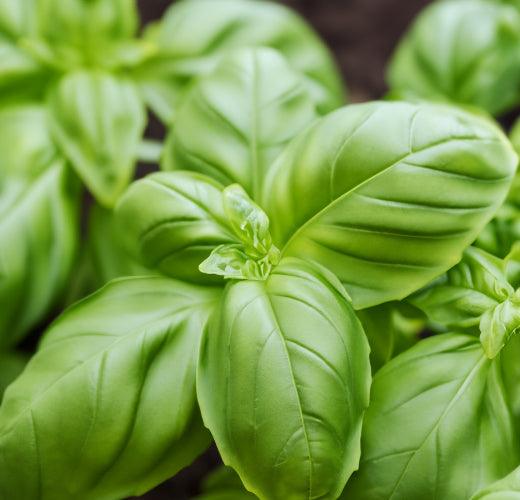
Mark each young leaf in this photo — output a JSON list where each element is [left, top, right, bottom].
[[162, 47, 317, 198], [410, 247, 513, 330], [48, 70, 146, 207], [116, 171, 236, 284], [199, 184, 281, 281], [480, 289, 520, 358], [342, 334, 519, 499], [0, 277, 220, 500], [263, 101, 517, 309], [387, 0, 520, 115], [136, 0, 344, 122], [197, 258, 371, 500]]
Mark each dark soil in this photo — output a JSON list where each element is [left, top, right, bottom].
[[133, 0, 432, 498]]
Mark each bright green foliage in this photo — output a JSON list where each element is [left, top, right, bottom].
[[411, 247, 520, 358], [343, 334, 519, 499], [263, 101, 516, 309], [48, 71, 146, 207], [0, 351, 27, 400], [387, 0, 520, 115], [0, 105, 80, 347], [137, 0, 345, 121], [198, 258, 371, 500], [473, 465, 520, 499], [199, 184, 281, 281], [162, 47, 318, 197], [0, 277, 220, 499], [117, 171, 236, 285], [196, 466, 257, 500]]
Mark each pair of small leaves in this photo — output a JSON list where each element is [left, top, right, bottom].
[[410, 247, 520, 358], [342, 333, 519, 499], [387, 0, 520, 115], [136, 0, 345, 122]]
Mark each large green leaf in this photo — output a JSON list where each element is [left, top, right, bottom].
[[197, 258, 371, 499], [136, 0, 344, 122], [472, 465, 520, 499], [49, 71, 146, 207], [117, 171, 236, 285], [342, 334, 519, 499], [162, 47, 317, 199], [0, 105, 80, 347], [263, 101, 516, 309], [0, 277, 220, 500], [387, 0, 520, 116]]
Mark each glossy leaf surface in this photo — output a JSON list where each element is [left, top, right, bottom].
[[49, 71, 146, 207], [137, 0, 344, 121], [0, 277, 220, 500], [117, 171, 236, 284], [387, 0, 520, 115], [264, 101, 516, 309], [198, 258, 371, 499], [343, 334, 519, 499], [162, 47, 317, 198]]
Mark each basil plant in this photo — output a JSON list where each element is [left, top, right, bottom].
[[387, 0, 520, 116], [0, 45, 516, 500], [0, 0, 344, 353]]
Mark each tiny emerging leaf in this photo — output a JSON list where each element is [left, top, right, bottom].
[[480, 289, 520, 358], [199, 185, 280, 281]]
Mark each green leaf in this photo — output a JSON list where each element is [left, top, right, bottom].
[[34, 0, 138, 67], [263, 101, 516, 309], [49, 71, 146, 207], [0, 105, 80, 347], [162, 47, 317, 198], [472, 465, 520, 499], [410, 247, 513, 331], [500, 333, 520, 425], [342, 334, 519, 500], [0, 0, 36, 38], [196, 466, 257, 500], [0, 36, 48, 105], [199, 184, 281, 281], [355, 304, 395, 373], [387, 0, 520, 116], [0, 277, 220, 500], [116, 171, 236, 284], [0, 351, 28, 400], [480, 289, 520, 358], [197, 258, 371, 499], [136, 0, 344, 122]]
